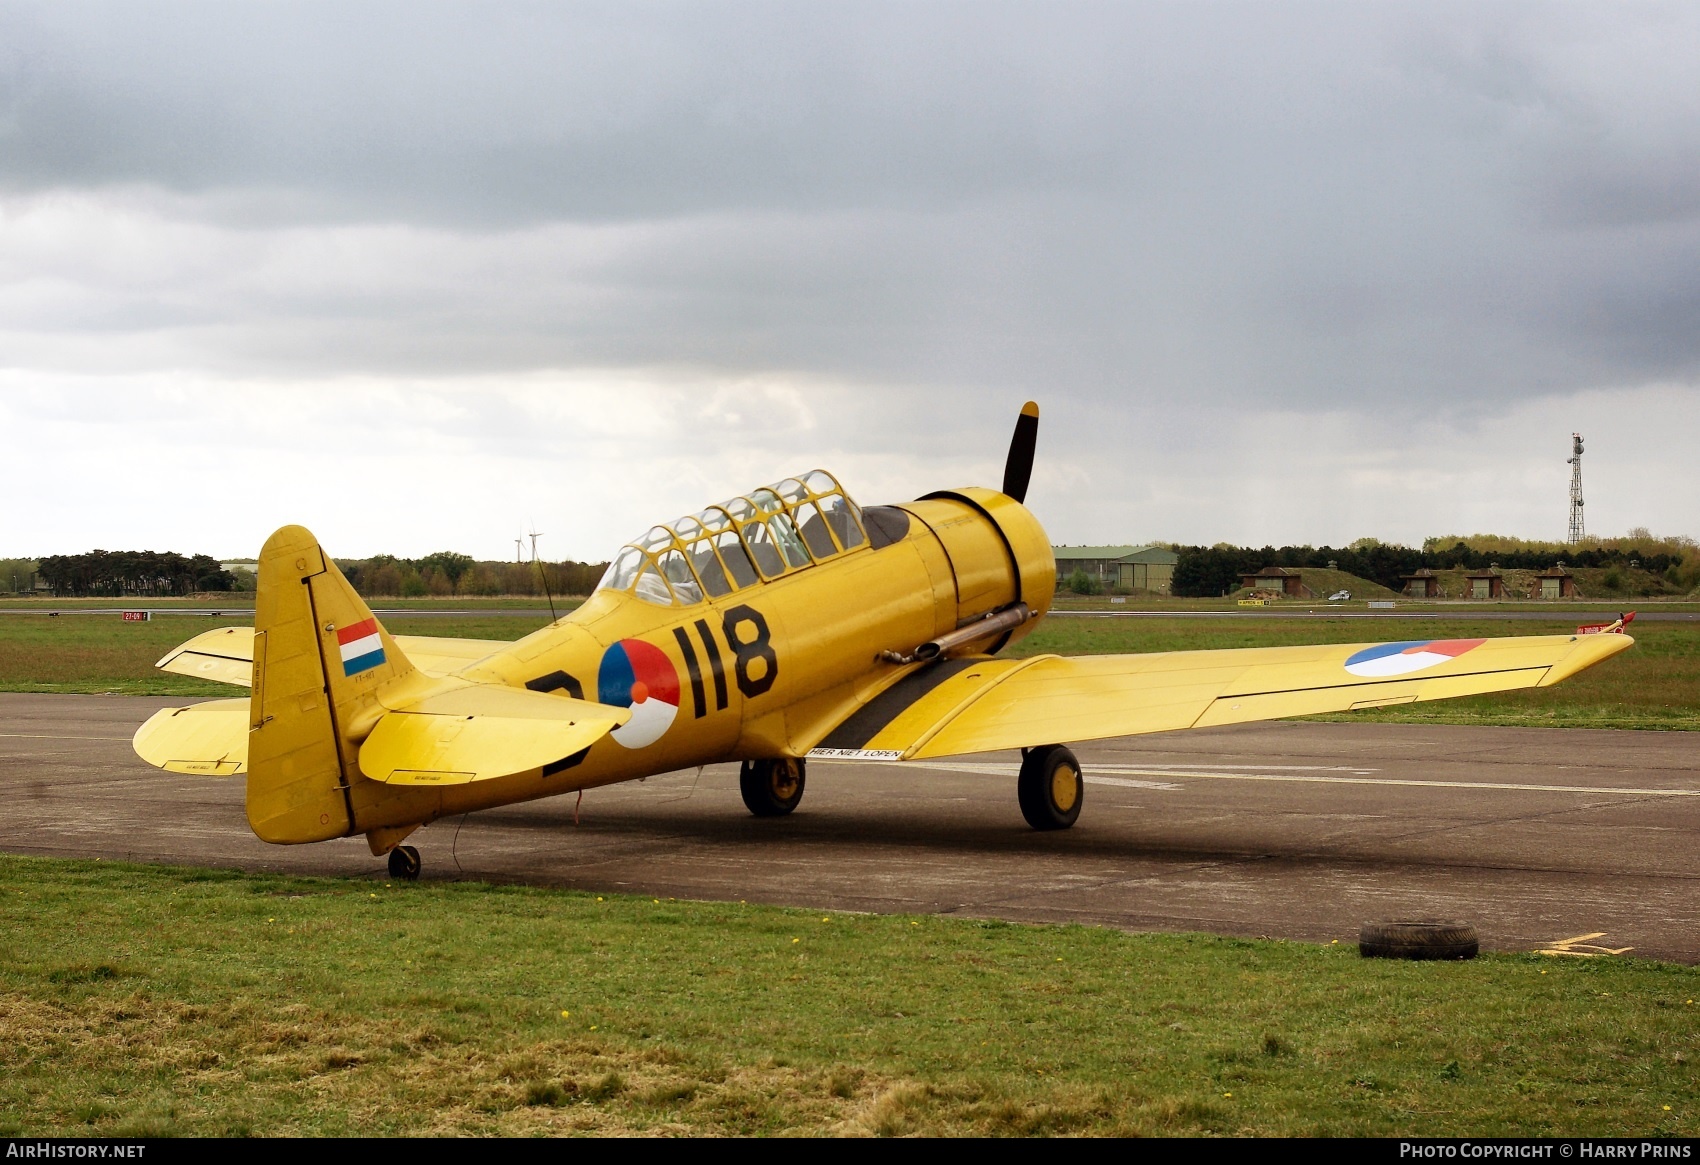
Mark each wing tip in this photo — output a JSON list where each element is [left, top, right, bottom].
[[1537, 630, 1635, 686]]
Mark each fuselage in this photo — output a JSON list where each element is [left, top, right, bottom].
[[341, 473, 1055, 834]]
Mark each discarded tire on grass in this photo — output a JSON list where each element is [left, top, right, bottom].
[[1359, 921, 1478, 961]]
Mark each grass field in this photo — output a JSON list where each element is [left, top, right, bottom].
[[1, 609, 1687, 730], [0, 614, 553, 697], [2, 855, 1695, 1137], [0, 596, 580, 611], [1046, 595, 1700, 612]]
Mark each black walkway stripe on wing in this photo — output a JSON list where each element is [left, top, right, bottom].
[[816, 659, 981, 750]]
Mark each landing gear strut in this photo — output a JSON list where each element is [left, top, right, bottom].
[[740, 757, 806, 817], [387, 844, 421, 881], [1017, 744, 1082, 831]]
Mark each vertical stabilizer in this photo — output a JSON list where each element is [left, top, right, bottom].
[[247, 525, 417, 843]]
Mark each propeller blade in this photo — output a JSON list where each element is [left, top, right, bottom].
[[1002, 401, 1040, 503]]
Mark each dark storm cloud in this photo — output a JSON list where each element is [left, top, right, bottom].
[[0, 0, 1143, 221], [1, 0, 1698, 413]]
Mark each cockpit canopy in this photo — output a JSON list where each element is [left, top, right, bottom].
[[596, 470, 869, 607]]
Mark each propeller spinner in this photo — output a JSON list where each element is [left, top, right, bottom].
[[1002, 401, 1040, 503]]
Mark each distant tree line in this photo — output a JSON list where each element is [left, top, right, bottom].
[[0, 559, 38, 593], [38, 551, 236, 597], [26, 550, 608, 598], [336, 553, 608, 598], [1171, 540, 1688, 598], [1421, 529, 1695, 559]]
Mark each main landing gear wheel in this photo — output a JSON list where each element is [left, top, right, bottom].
[[740, 757, 806, 817], [1018, 744, 1083, 831], [387, 844, 421, 881]]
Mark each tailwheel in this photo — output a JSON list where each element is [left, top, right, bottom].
[[740, 757, 806, 817], [1017, 745, 1083, 831], [387, 844, 421, 881]]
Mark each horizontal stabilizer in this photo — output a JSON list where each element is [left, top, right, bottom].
[[157, 626, 512, 687], [156, 627, 256, 687], [359, 683, 630, 785], [132, 698, 251, 776], [134, 675, 625, 786]]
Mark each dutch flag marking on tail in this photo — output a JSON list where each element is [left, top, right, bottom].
[[337, 618, 386, 677]]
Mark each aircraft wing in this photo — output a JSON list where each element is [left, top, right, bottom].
[[156, 626, 513, 686], [810, 632, 1633, 761]]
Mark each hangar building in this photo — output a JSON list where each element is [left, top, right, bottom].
[[1465, 568, 1507, 599], [1052, 545, 1179, 594], [1531, 565, 1579, 599], [1239, 566, 1315, 598]]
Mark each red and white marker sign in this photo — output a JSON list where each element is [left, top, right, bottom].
[[1577, 611, 1635, 635]]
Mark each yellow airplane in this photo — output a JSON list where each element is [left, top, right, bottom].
[[134, 403, 1634, 880]]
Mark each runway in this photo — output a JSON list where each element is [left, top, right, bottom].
[[3, 692, 1696, 961], [2, 606, 1697, 621]]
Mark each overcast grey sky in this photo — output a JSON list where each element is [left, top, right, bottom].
[[2, 1, 1696, 560]]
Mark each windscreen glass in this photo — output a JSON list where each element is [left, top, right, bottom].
[[715, 531, 759, 588], [795, 501, 838, 560], [686, 539, 733, 596], [656, 549, 702, 605], [816, 493, 866, 549], [696, 508, 733, 534], [633, 563, 673, 606], [600, 472, 869, 599], [740, 520, 786, 578], [770, 512, 811, 568], [599, 546, 644, 591]]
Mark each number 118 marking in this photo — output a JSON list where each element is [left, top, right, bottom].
[[671, 606, 775, 719]]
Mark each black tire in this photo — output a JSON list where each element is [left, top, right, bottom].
[[740, 757, 806, 817], [387, 844, 421, 881], [1017, 744, 1083, 831], [1359, 921, 1478, 960]]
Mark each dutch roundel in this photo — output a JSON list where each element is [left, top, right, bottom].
[[598, 639, 681, 749], [1343, 639, 1486, 678]]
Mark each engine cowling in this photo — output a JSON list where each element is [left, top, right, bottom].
[[898, 486, 1055, 653]]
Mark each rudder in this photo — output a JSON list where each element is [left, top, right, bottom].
[[247, 525, 418, 843]]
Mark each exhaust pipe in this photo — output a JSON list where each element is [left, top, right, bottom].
[[881, 603, 1032, 665]]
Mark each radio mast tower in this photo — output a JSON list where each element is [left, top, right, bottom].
[[1566, 433, 1586, 544]]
